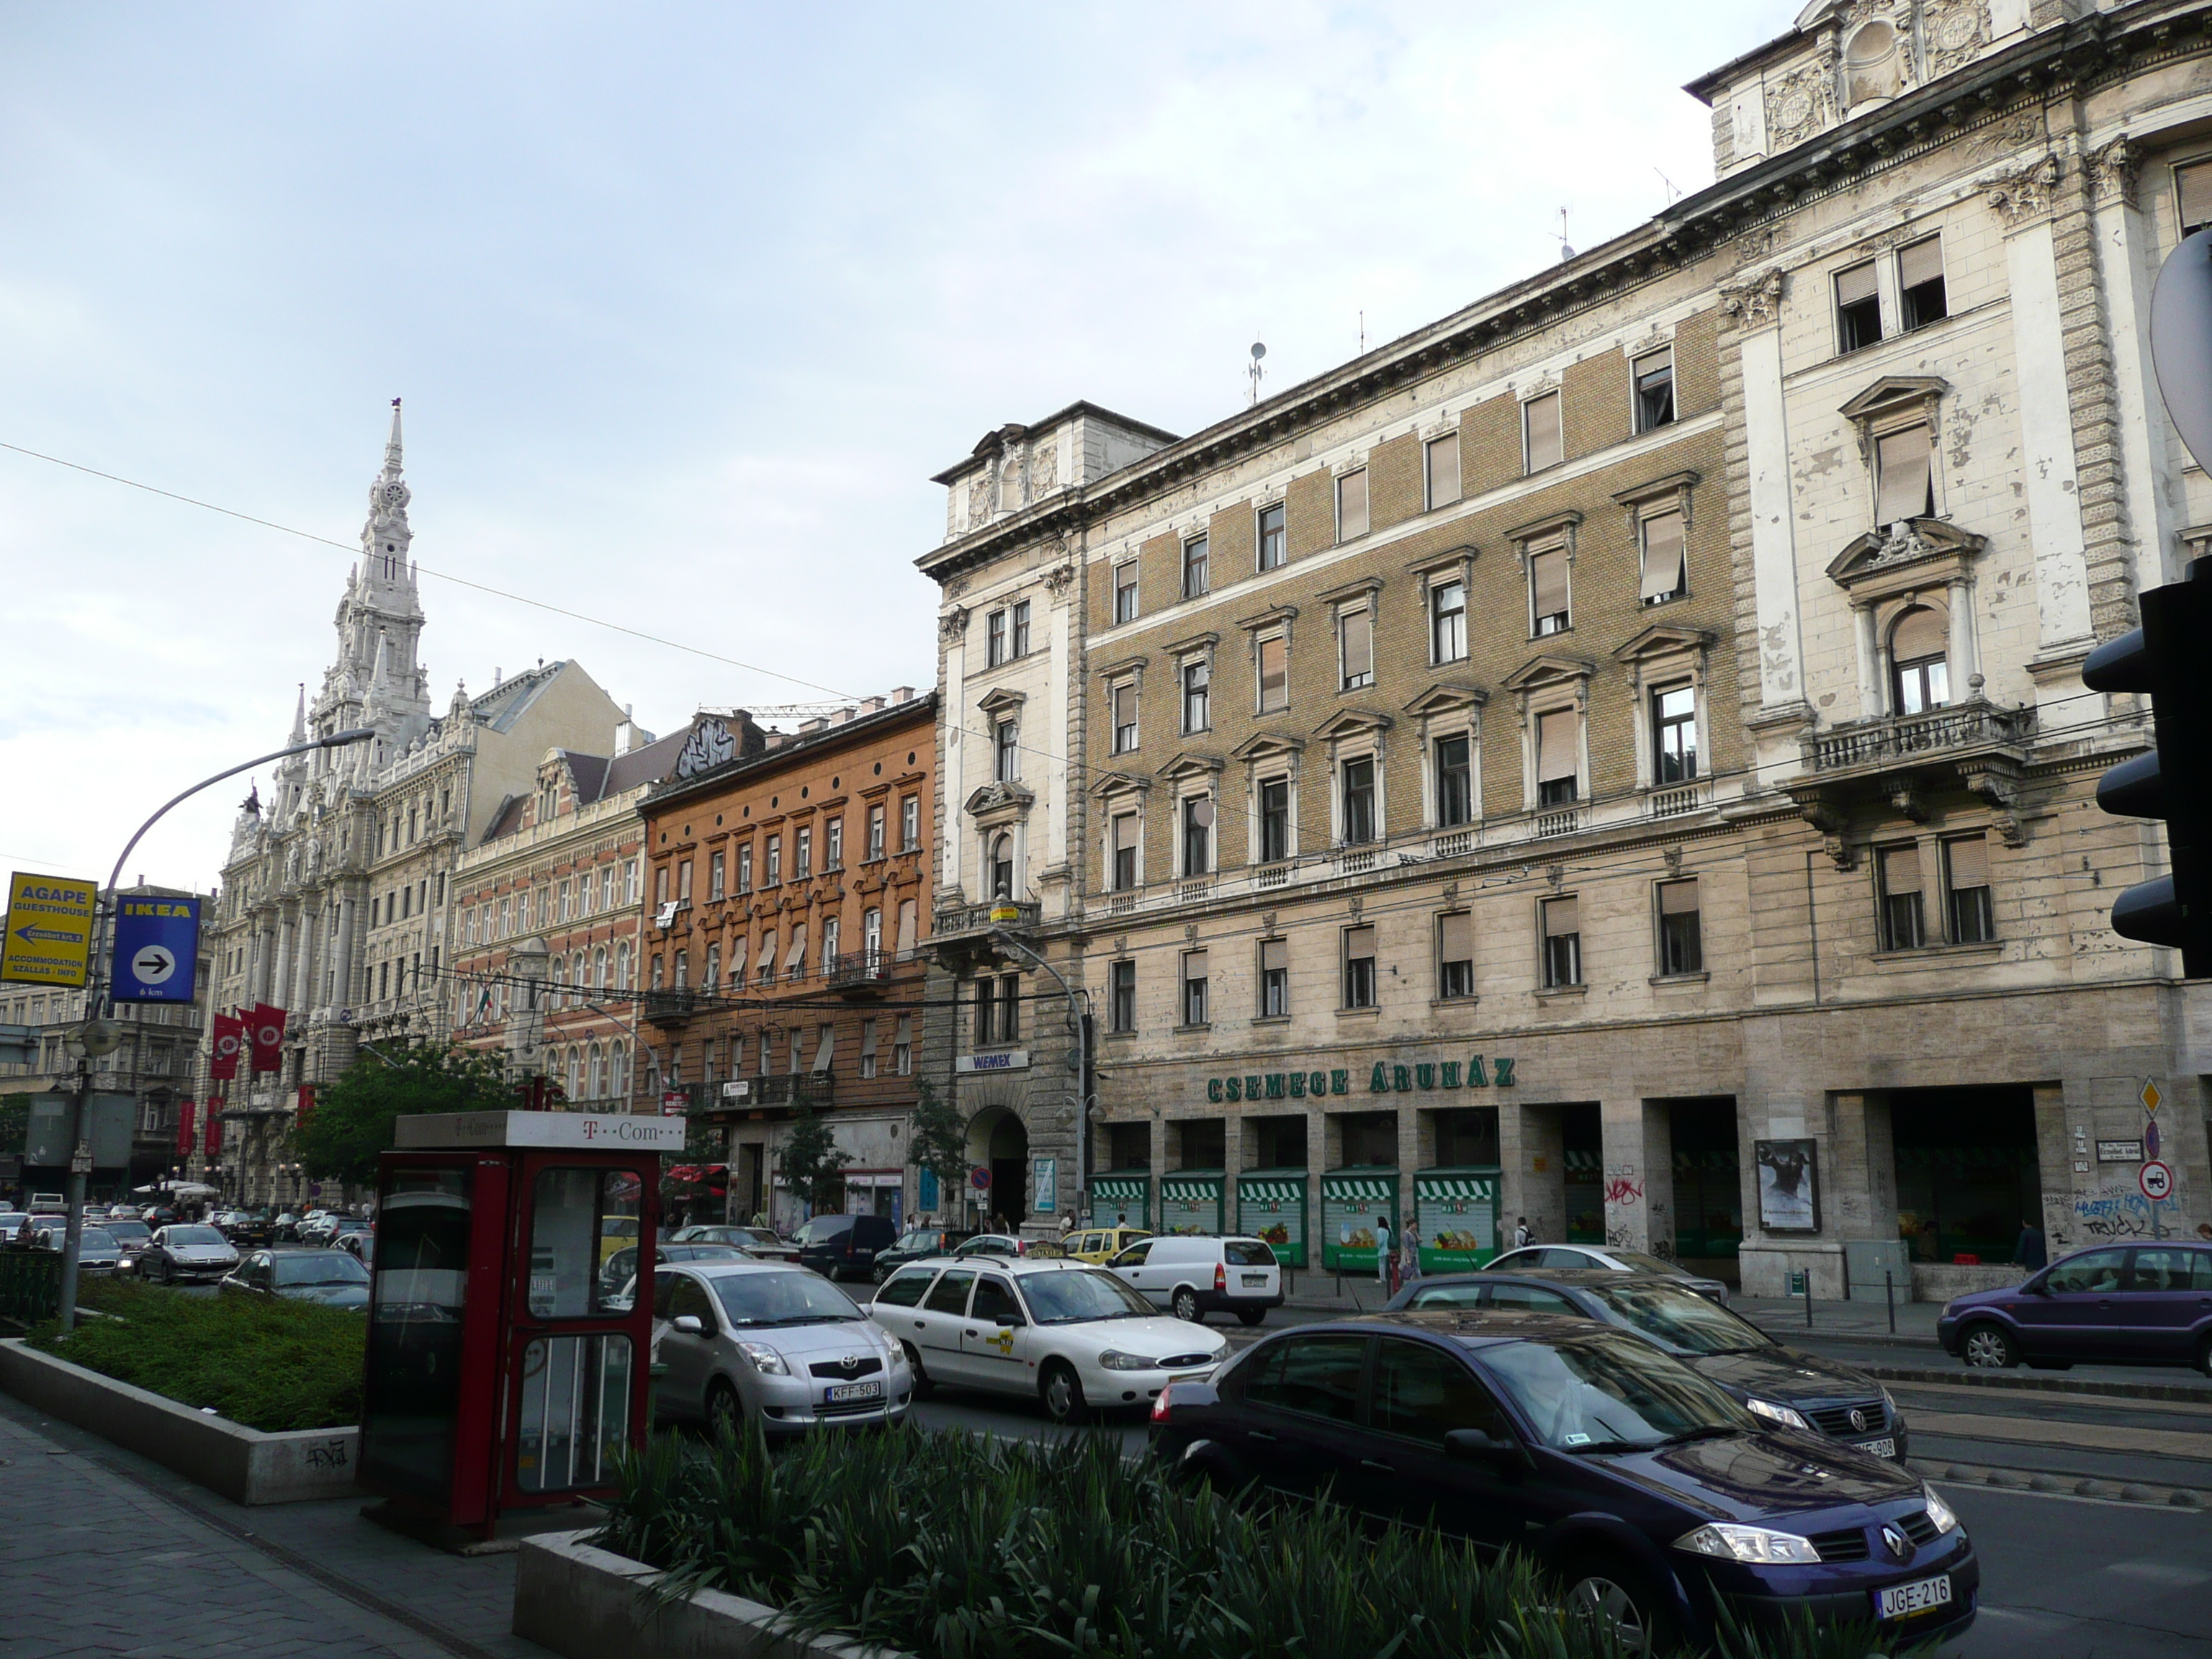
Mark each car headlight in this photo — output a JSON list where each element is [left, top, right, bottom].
[[1097, 1349, 1155, 1371], [737, 1341, 788, 1376], [1744, 1397, 1810, 1431], [1923, 1486, 1960, 1536], [1677, 1523, 1822, 1564]]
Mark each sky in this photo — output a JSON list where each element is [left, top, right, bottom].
[[0, 1, 1795, 895]]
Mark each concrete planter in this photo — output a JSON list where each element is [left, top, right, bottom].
[[0, 1338, 358, 1504], [513, 1529, 912, 1659]]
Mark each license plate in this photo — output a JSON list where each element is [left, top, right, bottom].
[[827, 1380, 882, 1403], [1856, 1437, 1897, 1459], [1241, 1272, 1268, 1287], [1876, 1575, 1951, 1621]]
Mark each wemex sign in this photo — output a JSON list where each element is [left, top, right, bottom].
[[1205, 1055, 1519, 1103]]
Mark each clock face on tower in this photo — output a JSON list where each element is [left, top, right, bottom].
[[675, 718, 736, 780]]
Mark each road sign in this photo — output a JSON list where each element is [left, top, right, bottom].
[[0, 872, 96, 988], [112, 895, 200, 1004], [2151, 228, 2212, 474], [2143, 1079, 2163, 1114], [2146, 1119, 2162, 1161], [970, 1165, 992, 1191], [2141, 1160, 2175, 1202]]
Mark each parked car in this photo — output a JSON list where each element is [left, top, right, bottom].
[[871, 1227, 977, 1282], [950, 1233, 1066, 1262], [1482, 1243, 1730, 1303], [39, 1226, 125, 1275], [334, 1229, 375, 1268], [649, 1260, 912, 1437], [136, 1224, 242, 1284], [100, 1219, 155, 1272], [1064, 1225, 1153, 1264], [598, 1241, 749, 1302], [1108, 1236, 1283, 1326], [309, 1216, 371, 1249], [793, 1213, 901, 1281], [1938, 1241, 2212, 1374], [1151, 1311, 1977, 1651], [270, 1212, 305, 1244], [670, 1225, 802, 1264], [106, 1204, 140, 1220], [867, 1257, 1227, 1424], [220, 1248, 372, 1310], [1390, 1270, 1909, 1460]]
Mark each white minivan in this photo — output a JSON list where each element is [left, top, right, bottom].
[[1107, 1236, 1282, 1326]]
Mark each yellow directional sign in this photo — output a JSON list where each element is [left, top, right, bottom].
[[2143, 1079, 2163, 1115], [0, 871, 96, 987]]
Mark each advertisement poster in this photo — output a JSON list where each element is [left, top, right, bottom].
[[1320, 1172, 1398, 1272], [1415, 1171, 1498, 1271], [1159, 1174, 1223, 1236], [1754, 1138, 1820, 1233], [1236, 1175, 1306, 1267]]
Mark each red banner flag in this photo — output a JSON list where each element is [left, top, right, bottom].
[[210, 1013, 245, 1080], [295, 1082, 315, 1127], [248, 1004, 287, 1074], [176, 1099, 197, 1155], [203, 1106, 222, 1156]]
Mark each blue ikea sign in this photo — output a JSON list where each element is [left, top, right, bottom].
[[112, 897, 201, 1004]]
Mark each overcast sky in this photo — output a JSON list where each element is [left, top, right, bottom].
[[0, 1, 1793, 895]]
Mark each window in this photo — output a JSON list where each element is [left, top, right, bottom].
[[655, 865, 670, 906], [901, 795, 920, 851], [1336, 470, 1369, 540], [924, 1268, 976, 1316], [1259, 938, 1288, 1017], [1537, 709, 1578, 807], [825, 818, 842, 871], [989, 834, 1015, 901], [1114, 562, 1138, 624], [1422, 433, 1462, 510], [1258, 777, 1291, 865], [1438, 912, 1475, 1000], [1875, 424, 1934, 526], [737, 845, 753, 891], [673, 949, 689, 989], [1342, 925, 1377, 1009], [1181, 950, 1209, 1026], [765, 836, 781, 886], [1658, 880, 1702, 976], [1899, 235, 1946, 331], [1241, 1333, 1366, 1422], [1182, 534, 1209, 599], [1943, 835, 1994, 944], [1542, 896, 1582, 988], [1340, 755, 1376, 844], [1011, 599, 1031, 657], [625, 860, 639, 904], [791, 827, 811, 879], [857, 1017, 878, 1080], [1257, 635, 1288, 712], [986, 608, 1008, 667], [894, 1014, 913, 1075], [1523, 392, 1562, 473], [863, 907, 882, 962], [1434, 734, 1474, 827], [1653, 684, 1697, 785], [867, 805, 886, 860], [1879, 844, 1926, 950], [703, 945, 720, 989], [2182, 158, 2212, 238], [994, 718, 1019, 782], [1529, 544, 1570, 636], [1339, 606, 1373, 690], [708, 852, 724, 900], [1430, 580, 1466, 663], [1640, 510, 1686, 605], [650, 953, 665, 991], [1257, 501, 1286, 570], [1110, 812, 1139, 891], [1836, 261, 1882, 352], [1182, 660, 1210, 733], [1890, 606, 1949, 714], [997, 975, 1020, 1042], [558, 878, 572, 920], [1105, 678, 1138, 753], [1634, 351, 1676, 433], [975, 977, 999, 1046], [1372, 1338, 1508, 1446], [1110, 959, 1137, 1033], [821, 915, 839, 974], [1181, 796, 1213, 877]]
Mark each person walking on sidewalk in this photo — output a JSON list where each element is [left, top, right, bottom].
[[1512, 1217, 1532, 1249], [1373, 1213, 1393, 1290], [1399, 1231, 1422, 1290]]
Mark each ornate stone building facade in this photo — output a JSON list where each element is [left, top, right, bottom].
[[922, 0, 2212, 1296]]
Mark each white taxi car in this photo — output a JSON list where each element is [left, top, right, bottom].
[[866, 1257, 1226, 1423]]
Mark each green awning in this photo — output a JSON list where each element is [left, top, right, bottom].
[[1161, 1175, 1223, 1201], [1090, 1175, 1150, 1200], [1321, 1172, 1396, 1203], [1237, 1178, 1305, 1204], [1415, 1173, 1498, 1202]]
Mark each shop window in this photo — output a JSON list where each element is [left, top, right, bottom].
[[1879, 843, 1926, 950], [1257, 501, 1287, 571], [1342, 925, 1377, 1010], [1634, 351, 1675, 433], [1110, 959, 1137, 1033], [1542, 896, 1582, 988], [1181, 950, 1209, 1027], [1258, 938, 1288, 1017], [1434, 734, 1473, 827], [1336, 470, 1369, 541], [1835, 261, 1882, 352], [1424, 433, 1460, 508], [1257, 635, 1289, 712], [1524, 392, 1562, 473], [1889, 606, 1949, 715], [1258, 777, 1291, 865], [1340, 755, 1377, 844], [1899, 236, 1947, 331], [1437, 913, 1475, 1000], [1536, 709, 1578, 807], [1657, 879, 1701, 976], [1653, 684, 1697, 785], [1639, 510, 1686, 606], [1943, 835, 1995, 944]]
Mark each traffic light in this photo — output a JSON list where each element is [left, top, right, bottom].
[[2082, 555, 2212, 976]]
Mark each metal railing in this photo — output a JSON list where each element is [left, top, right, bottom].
[[1804, 700, 2033, 773], [639, 989, 701, 1022], [935, 899, 1043, 935], [825, 950, 892, 989], [0, 1250, 63, 1326]]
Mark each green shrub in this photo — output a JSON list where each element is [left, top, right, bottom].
[[26, 1280, 363, 1431], [598, 1425, 1901, 1659]]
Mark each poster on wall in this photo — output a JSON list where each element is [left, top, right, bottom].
[[1415, 1171, 1498, 1271], [1236, 1175, 1307, 1267], [1033, 1157, 1057, 1213], [1320, 1172, 1398, 1272], [1753, 1138, 1820, 1233]]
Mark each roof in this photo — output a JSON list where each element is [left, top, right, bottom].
[[644, 691, 938, 809], [1682, 24, 1806, 103], [469, 662, 568, 734], [603, 726, 689, 794], [929, 400, 1183, 485]]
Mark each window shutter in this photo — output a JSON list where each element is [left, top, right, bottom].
[[896, 899, 917, 956], [1891, 605, 1945, 662], [784, 926, 807, 972], [1639, 511, 1686, 601], [1944, 835, 1990, 889], [1345, 925, 1375, 961], [812, 1025, 835, 1072], [1341, 608, 1372, 679], [1259, 637, 1287, 707], [1835, 261, 1878, 305], [1882, 844, 1923, 895], [1545, 896, 1579, 938], [1524, 393, 1562, 469], [860, 1019, 877, 1058], [1426, 435, 1460, 504], [1898, 237, 1943, 289], [1183, 948, 1208, 983], [1875, 425, 1933, 523], [1261, 938, 1287, 974], [1537, 709, 1578, 782], [1439, 913, 1473, 963], [1659, 879, 1699, 916], [1338, 471, 1370, 538], [1531, 547, 1568, 616]]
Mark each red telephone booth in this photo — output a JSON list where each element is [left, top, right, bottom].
[[358, 1110, 684, 1537]]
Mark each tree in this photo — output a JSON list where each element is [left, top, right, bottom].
[[775, 1089, 851, 1215], [906, 1078, 968, 1220], [295, 1043, 517, 1190]]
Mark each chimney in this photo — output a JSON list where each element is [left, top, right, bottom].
[[834, 706, 855, 725], [860, 696, 886, 714], [798, 717, 830, 735], [891, 685, 914, 704]]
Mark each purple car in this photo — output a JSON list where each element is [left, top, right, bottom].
[[1936, 1241, 2212, 1373]]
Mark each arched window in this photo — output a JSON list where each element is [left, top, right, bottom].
[[644, 1053, 661, 1100], [989, 835, 1014, 901], [588, 1043, 606, 1100], [615, 943, 631, 990], [571, 952, 587, 1006], [610, 1041, 629, 1097], [565, 1048, 580, 1102], [592, 946, 606, 991], [1890, 606, 1949, 715]]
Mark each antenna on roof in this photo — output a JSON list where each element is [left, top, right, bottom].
[[1654, 168, 1680, 204], [1247, 338, 1267, 407], [1358, 310, 1367, 353], [1555, 207, 1575, 262]]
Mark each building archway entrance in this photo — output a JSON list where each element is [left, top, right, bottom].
[[967, 1105, 1029, 1229]]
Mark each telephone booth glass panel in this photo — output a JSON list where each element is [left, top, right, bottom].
[[361, 1167, 472, 1502]]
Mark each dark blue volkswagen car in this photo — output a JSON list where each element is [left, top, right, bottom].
[[1151, 1311, 1976, 1653], [1937, 1241, 2212, 1372]]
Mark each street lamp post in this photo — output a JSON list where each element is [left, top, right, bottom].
[[986, 927, 1092, 1228], [55, 727, 375, 1331]]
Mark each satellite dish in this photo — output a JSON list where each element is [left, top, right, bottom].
[[1250, 341, 1267, 361]]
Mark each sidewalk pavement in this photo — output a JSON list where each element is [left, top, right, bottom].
[[0, 1388, 547, 1659]]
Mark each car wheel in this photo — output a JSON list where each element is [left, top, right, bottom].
[[1236, 1307, 1267, 1328], [903, 1341, 935, 1401], [1960, 1322, 2020, 1370], [1172, 1287, 1202, 1324], [1563, 1557, 1671, 1658], [1039, 1359, 1087, 1425], [706, 1378, 745, 1439]]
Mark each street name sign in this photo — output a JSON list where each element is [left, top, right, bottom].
[[112, 895, 201, 1004], [0, 873, 95, 987]]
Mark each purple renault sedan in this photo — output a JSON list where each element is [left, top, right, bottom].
[[1936, 1242, 2212, 1373]]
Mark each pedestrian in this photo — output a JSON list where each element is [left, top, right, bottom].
[[1373, 1213, 1393, 1288], [2010, 1217, 2047, 1272], [1400, 1231, 1422, 1290], [1512, 1216, 1532, 1249]]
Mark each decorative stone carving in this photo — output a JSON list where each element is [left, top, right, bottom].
[[1719, 269, 1784, 325], [1043, 562, 1076, 597], [2087, 135, 2139, 209], [1984, 153, 2061, 228], [966, 477, 989, 524], [1030, 444, 1056, 495], [1798, 799, 1856, 871], [939, 605, 969, 641], [1961, 762, 2031, 848], [1924, 0, 1988, 76], [1765, 52, 1837, 150], [1888, 781, 1930, 823]]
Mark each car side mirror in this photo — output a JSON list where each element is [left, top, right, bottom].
[[996, 1313, 1022, 1328], [2020, 1276, 2051, 1296], [671, 1314, 704, 1334], [1444, 1427, 1522, 1466]]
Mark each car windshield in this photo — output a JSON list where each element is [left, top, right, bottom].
[[167, 1227, 226, 1246], [274, 1254, 370, 1286], [1018, 1269, 1159, 1324], [709, 1271, 865, 1327], [1479, 1332, 1753, 1452], [1604, 1249, 1685, 1275], [104, 1222, 151, 1242], [1583, 1282, 1773, 1356], [740, 1229, 782, 1246], [793, 1216, 855, 1245], [78, 1229, 117, 1251]]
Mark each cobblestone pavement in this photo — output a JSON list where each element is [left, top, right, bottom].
[[0, 1391, 551, 1659]]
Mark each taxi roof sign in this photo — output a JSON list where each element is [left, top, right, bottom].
[[0, 872, 96, 988]]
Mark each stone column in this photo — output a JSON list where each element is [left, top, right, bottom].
[[2032, 1081, 2074, 1254], [1500, 1102, 1565, 1246], [332, 896, 358, 1010], [272, 912, 295, 1011], [1599, 1100, 1674, 1256]]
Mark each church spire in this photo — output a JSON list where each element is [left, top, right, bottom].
[[385, 396, 403, 475], [289, 682, 307, 745]]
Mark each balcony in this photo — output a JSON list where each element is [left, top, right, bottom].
[[699, 1072, 835, 1115], [1789, 698, 2037, 864], [825, 950, 894, 993], [1803, 699, 2034, 776], [933, 898, 1042, 939], [639, 989, 703, 1025]]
